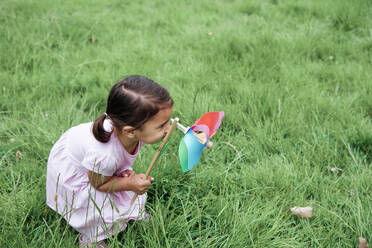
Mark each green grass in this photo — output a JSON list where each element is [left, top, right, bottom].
[[1, 0, 371, 247]]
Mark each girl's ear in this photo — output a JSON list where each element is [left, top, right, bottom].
[[121, 126, 136, 138]]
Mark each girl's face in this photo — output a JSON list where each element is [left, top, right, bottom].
[[134, 107, 173, 144]]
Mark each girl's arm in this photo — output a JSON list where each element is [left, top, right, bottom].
[[88, 171, 152, 194]]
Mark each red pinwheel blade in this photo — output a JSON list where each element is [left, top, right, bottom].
[[193, 111, 224, 138]]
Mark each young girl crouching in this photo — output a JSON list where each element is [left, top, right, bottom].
[[46, 75, 173, 247]]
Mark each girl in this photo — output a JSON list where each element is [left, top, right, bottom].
[[46, 75, 174, 247]]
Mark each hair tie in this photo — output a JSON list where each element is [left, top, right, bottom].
[[103, 117, 113, 132], [104, 113, 111, 121]]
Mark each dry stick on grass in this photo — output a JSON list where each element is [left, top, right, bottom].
[[130, 118, 179, 205]]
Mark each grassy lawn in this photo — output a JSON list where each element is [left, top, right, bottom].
[[0, 0, 371, 247]]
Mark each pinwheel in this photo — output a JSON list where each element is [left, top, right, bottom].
[[175, 111, 224, 172], [131, 112, 224, 204]]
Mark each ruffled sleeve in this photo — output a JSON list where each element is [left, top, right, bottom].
[[81, 151, 118, 176]]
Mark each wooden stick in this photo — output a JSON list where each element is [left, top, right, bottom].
[[130, 118, 179, 205]]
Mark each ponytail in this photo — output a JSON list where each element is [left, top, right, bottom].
[[92, 114, 112, 143]]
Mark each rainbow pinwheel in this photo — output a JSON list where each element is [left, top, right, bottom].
[[178, 112, 224, 172]]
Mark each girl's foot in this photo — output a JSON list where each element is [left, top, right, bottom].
[[79, 235, 108, 248], [141, 211, 151, 222]]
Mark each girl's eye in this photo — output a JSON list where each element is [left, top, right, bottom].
[[158, 121, 169, 129]]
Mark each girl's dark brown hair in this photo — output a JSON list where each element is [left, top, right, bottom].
[[92, 75, 173, 143]]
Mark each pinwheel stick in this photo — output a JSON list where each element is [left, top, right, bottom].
[[130, 118, 179, 205]]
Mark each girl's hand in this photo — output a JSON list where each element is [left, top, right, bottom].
[[127, 173, 154, 195], [119, 170, 135, 178]]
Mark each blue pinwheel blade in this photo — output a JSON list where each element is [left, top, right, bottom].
[[179, 129, 206, 171]]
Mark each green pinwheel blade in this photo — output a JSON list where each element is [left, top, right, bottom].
[[179, 138, 189, 172]]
